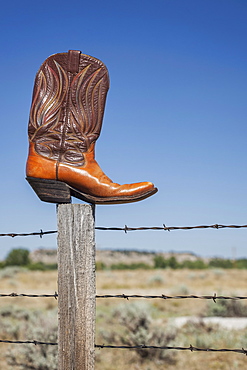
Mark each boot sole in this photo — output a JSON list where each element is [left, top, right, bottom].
[[26, 177, 158, 205]]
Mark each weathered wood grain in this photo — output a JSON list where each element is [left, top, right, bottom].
[[57, 204, 95, 369]]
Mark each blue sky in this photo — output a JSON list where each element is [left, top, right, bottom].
[[0, 0, 247, 259]]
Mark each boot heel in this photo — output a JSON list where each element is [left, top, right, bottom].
[[26, 177, 71, 204]]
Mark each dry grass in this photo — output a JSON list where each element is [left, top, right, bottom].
[[0, 268, 58, 310], [96, 268, 247, 318], [0, 268, 247, 369]]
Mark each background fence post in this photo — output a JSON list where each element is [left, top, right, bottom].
[[57, 204, 95, 370]]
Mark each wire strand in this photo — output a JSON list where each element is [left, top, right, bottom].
[[1, 223, 247, 238], [0, 340, 246, 355], [1, 292, 247, 302]]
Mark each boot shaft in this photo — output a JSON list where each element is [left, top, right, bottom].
[[28, 50, 109, 166]]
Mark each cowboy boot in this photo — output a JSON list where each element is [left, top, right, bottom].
[[26, 50, 157, 204]]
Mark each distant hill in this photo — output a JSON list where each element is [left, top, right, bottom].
[[30, 248, 203, 266]]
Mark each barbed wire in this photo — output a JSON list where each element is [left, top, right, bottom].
[[1, 292, 247, 302], [0, 292, 58, 299], [95, 344, 247, 355], [0, 230, 57, 238], [0, 339, 57, 345], [96, 224, 247, 232], [95, 293, 247, 302], [0, 339, 246, 355], [1, 223, 247, 238]]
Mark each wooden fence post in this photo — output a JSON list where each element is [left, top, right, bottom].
[[57, 204, 95, 370]]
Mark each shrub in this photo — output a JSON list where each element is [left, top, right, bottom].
[[181, 259, 207, 269], [27, 262, 57, 271], [208, 258, 233, 269], [147, 275, 165, 286], [102, 302, 177, 364], [4, 307, 58, 370], [172, 284, 189, 295], [235, 259, 247, 269], [110, 262, 151, 270], [5, 249, 30, 266], [205, 299, 247, 317], [153, 255, 168, 269], [0, 266, 24, 279], [167, 256, 179, 269], [154, 256, 180, 269], [96, 261, 106, 270]]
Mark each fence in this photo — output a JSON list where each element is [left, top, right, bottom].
[[1, 204, 247, 369]]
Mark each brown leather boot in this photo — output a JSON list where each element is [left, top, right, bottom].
[[26, 50, 157, 204]]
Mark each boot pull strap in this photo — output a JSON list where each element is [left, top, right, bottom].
[[68, 50, 81, 73]]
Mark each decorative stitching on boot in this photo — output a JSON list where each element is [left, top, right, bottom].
[[28, 51, 109, 167]]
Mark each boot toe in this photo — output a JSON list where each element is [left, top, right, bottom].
[[119, 181, 156, 197]]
